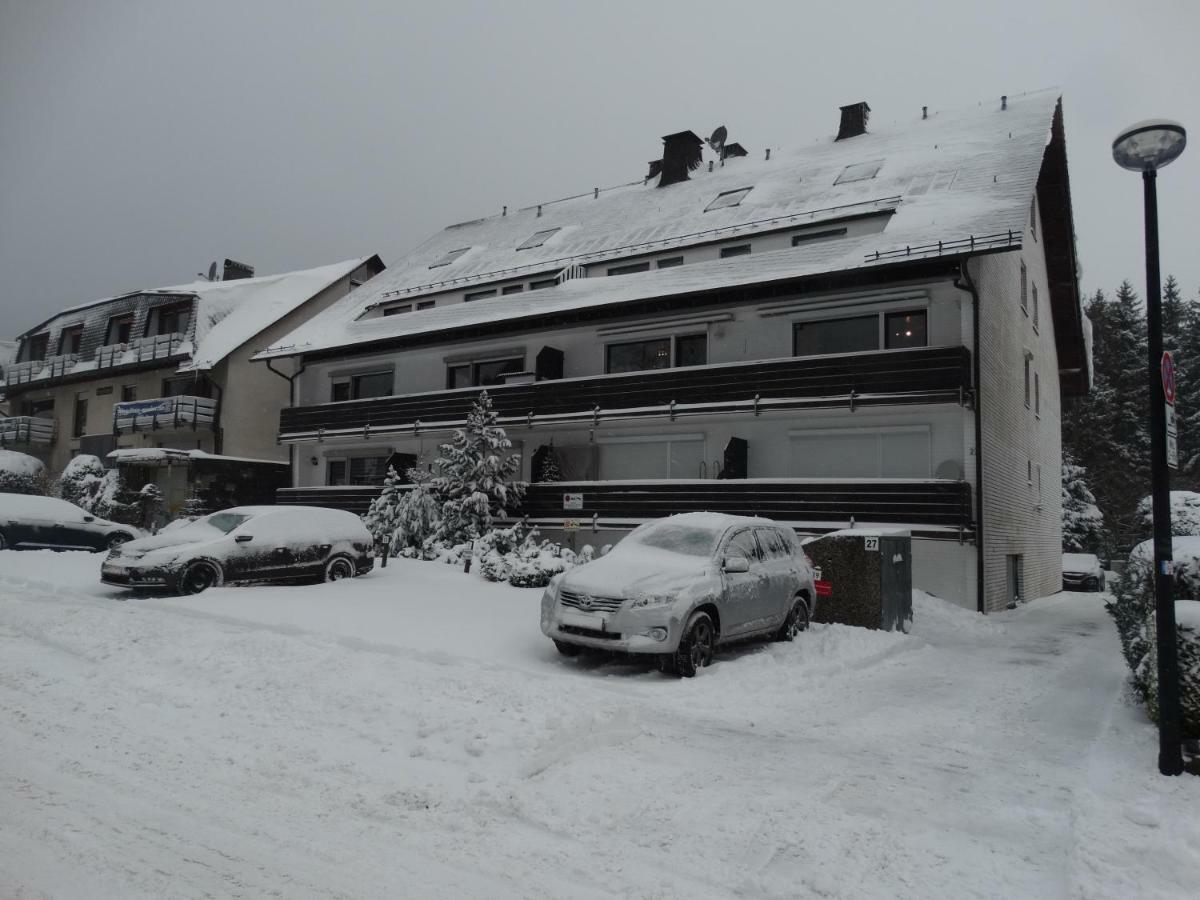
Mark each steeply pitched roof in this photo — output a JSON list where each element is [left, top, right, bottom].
[[256, 90, 1079, 364]]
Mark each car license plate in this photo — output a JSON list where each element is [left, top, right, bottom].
[[561, 611, 607, 630]]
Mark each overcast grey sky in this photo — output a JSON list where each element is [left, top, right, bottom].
[[1, 0, 1197, 338]]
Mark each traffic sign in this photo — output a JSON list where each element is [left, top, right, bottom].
[[1162, 351, 1176, 405]]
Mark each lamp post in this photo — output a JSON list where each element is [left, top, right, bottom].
[[1113, 118, 1187, 776]]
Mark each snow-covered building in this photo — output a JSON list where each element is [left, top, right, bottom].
[[255, 92, 1088, 612], [1, 256, 383, 512]]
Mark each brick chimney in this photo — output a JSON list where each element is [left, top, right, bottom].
[[657, 131, 703, 187], [836, 102, 871, 141], [223, 258, 254, 281]]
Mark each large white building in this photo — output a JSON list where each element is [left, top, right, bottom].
[[256, 91, 1089, 612]]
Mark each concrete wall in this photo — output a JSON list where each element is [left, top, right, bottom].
[[975, 196, 1064, 612]]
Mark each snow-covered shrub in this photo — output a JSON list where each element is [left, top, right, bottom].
[[1062, 454, 1105, 553], [0, 449, 47, 495], [57, 454, 107, 509], [1137, 491, 1200, 537], [1137, 602, 1200, 741], [430, 391, 526, 545]]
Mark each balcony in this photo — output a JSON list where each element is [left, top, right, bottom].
[[277, 478, 974, 538], [4, 354, 79, 385], [0, 416, 57, 445], [3, 334, 187, 389], [112, 395, 217, 434], [279, 346, 973, 442]]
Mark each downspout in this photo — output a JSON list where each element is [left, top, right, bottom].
[[208, 378, 223, 455], [264, 356, 306, 486], [953, 259, 986, 614]]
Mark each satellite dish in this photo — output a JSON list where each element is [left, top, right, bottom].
[[207, 261, 218, 282], [707, 125, 728, 155]]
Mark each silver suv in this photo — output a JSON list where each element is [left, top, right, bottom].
[[540, 513, 817, 676]]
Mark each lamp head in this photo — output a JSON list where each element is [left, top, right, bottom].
[[1112, 119, 1187, 172]]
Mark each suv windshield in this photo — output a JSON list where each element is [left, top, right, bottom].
[[204, 512, 252, 534], [625, 520, 724, 557]]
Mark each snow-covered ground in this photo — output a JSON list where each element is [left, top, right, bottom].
[[1, 551, 1197, 899]]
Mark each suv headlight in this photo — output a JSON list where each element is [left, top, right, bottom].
[[630, 593, 676, 609]]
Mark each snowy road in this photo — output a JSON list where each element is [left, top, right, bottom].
[[1, 551, 1197, 899]]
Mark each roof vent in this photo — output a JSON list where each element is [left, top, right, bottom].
[[656, 131, 703, 187], [836, 102, 871, 141], [223, 258, 254, 281]]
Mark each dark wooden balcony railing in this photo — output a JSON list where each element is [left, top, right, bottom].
[[277, 478, 973, 538], [278, 346, 972, 441]]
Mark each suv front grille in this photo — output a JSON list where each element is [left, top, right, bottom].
[[560, 589, 625, 614], [560, 624, 622, 641]]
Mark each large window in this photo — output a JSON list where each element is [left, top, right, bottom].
[[106, 314, 134, 345], [446, 356, 525, 389], [58, 325, 83, 355], [884, 310, 927, 349], [331, 370, 393, 402], [599, 435, 705, 480], [793, 310, 927, 357], [150, 302, 190, 336], [25, 333, 49, 362], [605, 334, 706, 374], [326, 456, 390, 486], [789, 427, 931, 478]]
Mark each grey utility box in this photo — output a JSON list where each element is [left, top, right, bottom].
[[805, 529, 913, 631]]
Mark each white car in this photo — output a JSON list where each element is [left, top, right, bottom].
[[541, 513, 818, 676], [102, 505, 373, 594], [1062, 553, 1105, 592]]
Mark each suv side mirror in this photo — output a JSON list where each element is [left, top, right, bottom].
[[722, 556, 750, 574], [83, 515, 95, 523], [235, 534, 253, 543]]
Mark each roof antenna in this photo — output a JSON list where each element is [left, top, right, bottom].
[[1001, 95, 1008, 111], [922, 106, 928, 120], [502, 205, 507, 216], [197, 261, 218, 282], [706, 125, 727, 164]]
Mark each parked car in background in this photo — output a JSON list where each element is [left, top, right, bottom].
[[541, 512, 817, 676], [1062, 553, 1105, 592], [101, 506, 373, 594], [0, 493, 136, 552]]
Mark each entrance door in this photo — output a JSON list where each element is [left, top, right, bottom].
[[1006, 554, 1024, 607]]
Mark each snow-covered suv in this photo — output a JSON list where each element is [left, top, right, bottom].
[[101, 506, 373, 594], [540, 512, 817, 676]]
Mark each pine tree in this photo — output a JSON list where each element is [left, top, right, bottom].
[[1174, 283, 1200, 487], [537, 441, 563, 482], [362, 466, 408, 562], [430, 390, 526, 544], [1061, 452, 1105, 553]]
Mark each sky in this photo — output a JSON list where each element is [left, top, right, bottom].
[[1, 0, 1197, 338]]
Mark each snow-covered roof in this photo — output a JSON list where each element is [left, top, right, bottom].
[[107, 448, 289, 467], [257, 90, 1073, 362]]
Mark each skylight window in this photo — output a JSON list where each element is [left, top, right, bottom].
[[516, 228, 561, 251], [704, 187, 753, 212], [834, 161, 883, 185], [429, 247, 470, 269]]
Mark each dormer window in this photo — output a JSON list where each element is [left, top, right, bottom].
[[516, 228, 560, 251], [58, 325, 84, 355], [429, 247, 470, 269], [834, 160, 883, 184], [149, 302, 191, 336], [25, 333, 49, 362], [704, 187, 753, 212], [106, 314, 134, 345]]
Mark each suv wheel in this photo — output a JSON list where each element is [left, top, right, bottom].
[[775, 596, 810, 642], [324, 556, 355, 582], [180, 560, 222, 595], [670, 611, 715, 678]]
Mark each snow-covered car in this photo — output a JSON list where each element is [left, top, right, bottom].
[[1062, 553, 1105, 592], [101, 505, 373, 594], [540, 512, 817, 676], [0, 493, 136, 552]]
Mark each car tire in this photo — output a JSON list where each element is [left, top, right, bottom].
[[775, 595, 810, 642], [670, 611, 715, 678], [179, 560, 222, 595], [324, 556, 356, 582], [106, 532, 132, 551], [553, 640, 582, 657]]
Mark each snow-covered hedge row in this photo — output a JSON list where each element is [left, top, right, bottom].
[[1137, 491, 1200, 537], [0, 449, 48, 495], [1108, 538, 1200, 740]]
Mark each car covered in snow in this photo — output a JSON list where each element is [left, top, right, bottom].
[[0, 493, 136, 552], [540, 512, 817, 676], [1062, 553, 1105, 592], [101, 505, 373, 594]]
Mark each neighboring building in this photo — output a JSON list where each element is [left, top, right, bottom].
[[0, 340, 16, 415], [1, 256, 384, 512], [255, 92, 1088, 612]]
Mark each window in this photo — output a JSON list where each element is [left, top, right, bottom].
[[884, 310, 927, 350], [383, 304, 412, 316], [792, 228, 848, 246], [331, 381, 350, 402], [417, 300, 436, 310], [1035, 372, 1041, 416], [106, 314, 134, 345], [332, 371, 393, 401], [1027, 459, 1033, 485], [1024, 354, 1033, 408], [755, 528, 789, 559], [607, 261, 651, 276], [516, 228, 560, 251], [720, 244, 751, 258], [793, 315, 878, 357], [26, 397, 54, 417], [72, 395, 88, 438], [657, 256, 684, 269], [464, 289, 497, 302], [58, 325, 83, 355], [429, 247, 470, 269], [446, 356, 524, 389], [326, 456, 391, 486], [726, 530, 763, 562], [501, 285, 524, 295], [789, 427, 931, 478], [25, 333, 49, 362], [605, 334, 706, 374], [598, 434, 705, 480], [152, 302, 190, 336], [529, 279, 556, 290], [1020, 260, 1028, 312], [121, 385, 137, 402], [1030, 196, 1037, 240], [834, 160, 883, 184], [704, 187, 753, 212], [162, 376, 196, 398], [1032, 284, 1039, 330]]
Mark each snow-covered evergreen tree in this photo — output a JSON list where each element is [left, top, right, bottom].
[[362, 466, 407, 555], [57, 454, 107, 510], [1061, 452, 1105, 553], [537, 442, 563, 482], [430, 391, 526, 544], [1174, 282, 1200, 485]]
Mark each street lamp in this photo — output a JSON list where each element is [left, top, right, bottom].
[[1113, 118, 1187, 776]]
